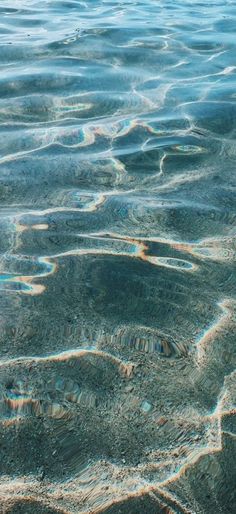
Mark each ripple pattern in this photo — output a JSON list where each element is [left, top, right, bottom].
[[0, 1, 236, 513]]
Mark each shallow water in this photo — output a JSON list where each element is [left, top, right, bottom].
[[0, 1, 236, 513]]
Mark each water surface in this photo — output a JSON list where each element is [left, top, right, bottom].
[[0, 1, 236, 513]]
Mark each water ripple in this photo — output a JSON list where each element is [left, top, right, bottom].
[[0, 0, 236, 512]]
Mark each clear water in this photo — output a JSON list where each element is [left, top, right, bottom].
[[0, 1, 236, 513]]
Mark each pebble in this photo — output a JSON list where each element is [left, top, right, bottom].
[[38, 467, 45, 481], [125, 385, 134, 393], [141, 400, 152, 413], [157, 416, 168, 426]]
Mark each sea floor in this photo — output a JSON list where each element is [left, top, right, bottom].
[[0, 1, 236, 513]]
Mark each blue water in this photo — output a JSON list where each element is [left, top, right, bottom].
[[0, 1, 236, 513]]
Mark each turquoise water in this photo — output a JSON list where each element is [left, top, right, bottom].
[[0, 1, 236, 512]]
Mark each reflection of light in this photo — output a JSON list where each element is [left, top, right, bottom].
[[0, 347, 134, 379], [69, 191, 106, 212], [0, 256, 57, 295], [195, 299, 232, 363], [57, 101, 92, 114], [170, 144, 206, 154], [143, 255, 196, 271], [32, 224, 49, 230], [67, 231, 196, 272], [4, 224, 202, 299]]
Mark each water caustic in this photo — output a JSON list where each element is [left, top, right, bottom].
[[0, 0, 236, 513]]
